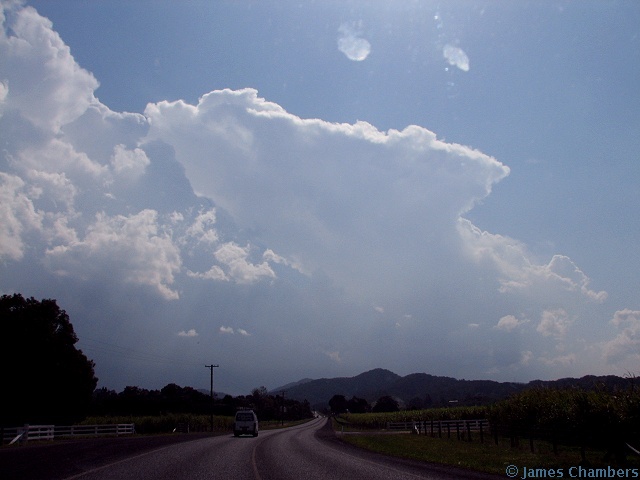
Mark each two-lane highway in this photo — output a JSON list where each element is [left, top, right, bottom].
[[2, 417, 500, 480]]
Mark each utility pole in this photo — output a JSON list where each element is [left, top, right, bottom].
[[280, 390, 286, 426], [205, 364, 219, 432]]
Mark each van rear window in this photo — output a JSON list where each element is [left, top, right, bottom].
[[236, 413, 254, 421]]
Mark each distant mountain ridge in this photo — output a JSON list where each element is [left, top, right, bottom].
[[277, 368, 632, 410], [270, 378, 315, 393]]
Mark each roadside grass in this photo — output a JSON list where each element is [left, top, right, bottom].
[[337, 429, 640, 476]]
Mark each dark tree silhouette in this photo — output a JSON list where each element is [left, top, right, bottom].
[[0, 294, 98, 426], [347, 396, 370, 413], [328, 394, 348, 414], [372, 395, 400, 413]]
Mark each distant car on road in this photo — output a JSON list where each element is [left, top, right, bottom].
[[234, 410, 259, 437]]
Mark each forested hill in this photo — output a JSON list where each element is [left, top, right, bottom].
[[275, 368, 633, 410]]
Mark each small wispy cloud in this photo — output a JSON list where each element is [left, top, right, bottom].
[[494, 315, 527, 332], [263, 249, 307, 275], [177, 328, 198, 337], [219, 326, 251, 336], [324, 351, 342, 363], [520, 350, 533, 365], [539, 353, 576, 367]]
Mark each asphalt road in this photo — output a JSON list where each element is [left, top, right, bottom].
[[1, 417, 501, 480]]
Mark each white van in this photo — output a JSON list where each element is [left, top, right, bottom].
[[233, 410, 259, 437]]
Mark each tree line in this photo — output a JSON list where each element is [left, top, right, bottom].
[[92, 384, 312, 421]]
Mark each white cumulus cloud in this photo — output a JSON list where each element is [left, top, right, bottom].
[[45, 210, 182, 300], [213, 243, 276, 284], [110, 144, 150, 178], [0, 172, 43, 260], [0, 4, 99, 132], [0, 1, 625, 388], [537, 308, 573, 338]]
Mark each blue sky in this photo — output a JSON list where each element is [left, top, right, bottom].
[[1, 0, 639, 395]]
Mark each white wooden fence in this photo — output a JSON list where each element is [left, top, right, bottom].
[[1, 423, 135, 445], [387, 418, 489, 442], [387, 418, 488, 432]]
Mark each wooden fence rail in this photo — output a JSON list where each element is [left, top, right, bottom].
[[387, 419, 489, 443], [387, 420, 640, 459]]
